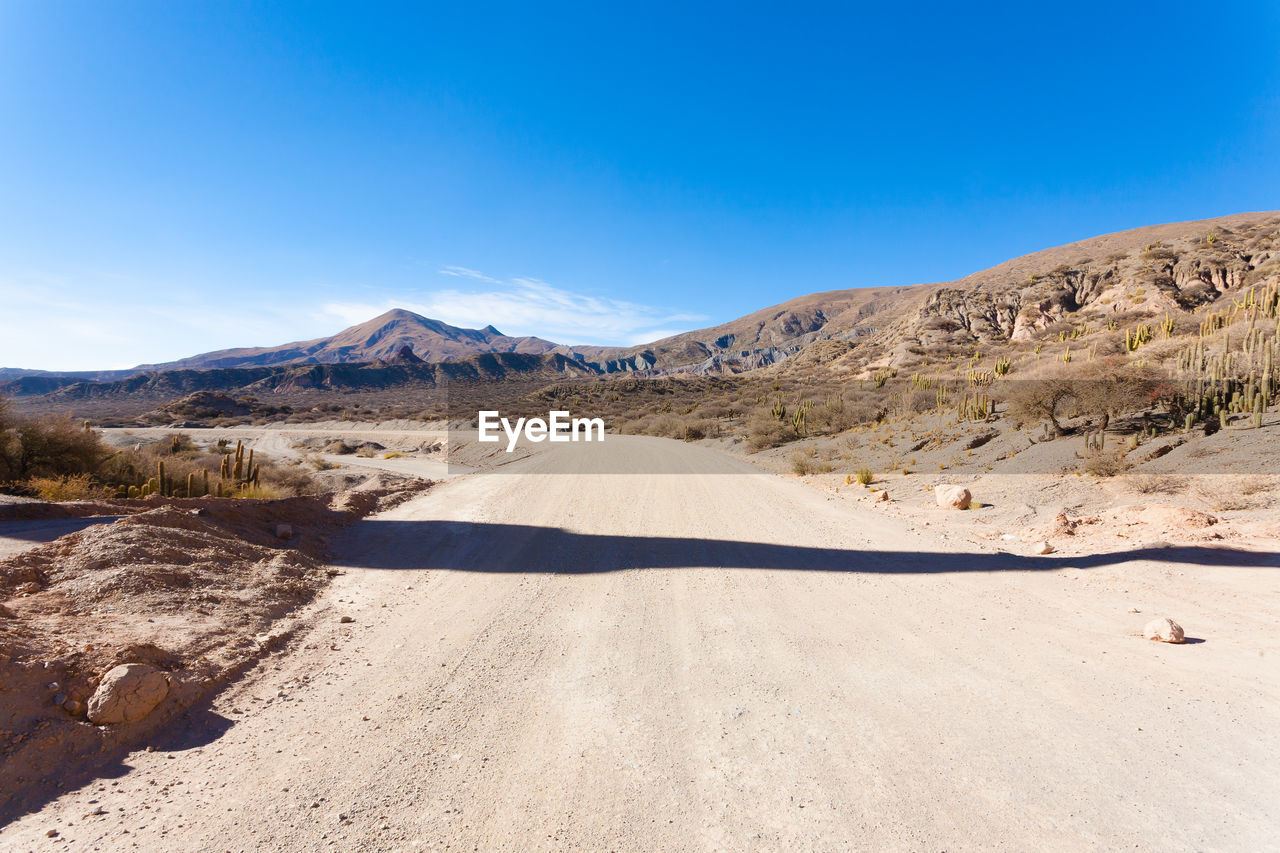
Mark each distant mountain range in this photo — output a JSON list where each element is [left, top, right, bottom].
[[132, 309, 564, 370], [0, 310, 562, 384], [4, 210, 1279, 402]]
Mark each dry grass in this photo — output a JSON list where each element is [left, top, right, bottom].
[[1080, 449, 1131, 478], [27, 474, 108, 501], [1193, 476, 1275, 511], [1126, 473, 1188, 494]]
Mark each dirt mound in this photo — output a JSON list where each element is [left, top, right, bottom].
[[0, 482, 430, 817], [1136, 505, 1218, 529]]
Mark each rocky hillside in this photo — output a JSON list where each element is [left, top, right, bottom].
[[588, 211, 1280, 374]]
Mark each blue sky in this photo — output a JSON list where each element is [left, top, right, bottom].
[[2, 1, 1278, 370]]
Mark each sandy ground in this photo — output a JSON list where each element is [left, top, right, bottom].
[[2, 434, 1278, 850]]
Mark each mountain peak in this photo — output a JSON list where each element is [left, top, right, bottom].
[[125, 310, 564, 372], [368, 308, 430, 325]]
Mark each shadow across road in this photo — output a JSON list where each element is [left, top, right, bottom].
[[334, 520, 1280, 575]]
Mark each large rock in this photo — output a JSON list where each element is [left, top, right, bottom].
[[1143, 617, 1186, 644], [86, 664, 169, 724], [934, 484, 972, 510]]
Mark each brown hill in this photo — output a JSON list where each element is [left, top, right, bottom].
[[577, 210, 1280, 374], [131, 309, 561, 371]]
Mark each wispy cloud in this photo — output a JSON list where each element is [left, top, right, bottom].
[[0, 273, 328, 371], [320, 270, 705, 347], [0, 268, 705, 371]]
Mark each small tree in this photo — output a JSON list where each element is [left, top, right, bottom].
[[0, 413, 105, 481]]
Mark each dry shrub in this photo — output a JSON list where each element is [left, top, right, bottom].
[[307, 454, 337, 471], [902, 389, 937, 415], [648, 414, 685, 439], [680, 419, 718, 441], [27, 474, 107, 501], [1127, 473, 1187, 495], [1003, 367, 1162, 435], [1081, 450, 1131, 478], [1238, 476, 1274, 496], [0, 412, 104, 483], [1194, 477, 1271, 511], [747, 415, 790, 450], [697, 402, 734, 420], [788, 452, 833, 475]]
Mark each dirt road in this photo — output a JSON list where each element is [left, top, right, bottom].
[[4, 435, 1278, 850]]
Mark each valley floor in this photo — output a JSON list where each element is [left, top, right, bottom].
[[3, 435, 1278, 850]]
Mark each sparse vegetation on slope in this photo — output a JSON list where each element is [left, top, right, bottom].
[[0, 398, 315, 500]]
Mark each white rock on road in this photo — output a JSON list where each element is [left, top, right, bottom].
[[934, 484, 971, 510], [1144, 617, 1186, 644]]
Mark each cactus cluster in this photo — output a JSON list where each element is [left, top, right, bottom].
[[910, 372, 935, 390], [219, 439, 262, 492], [871, 368, 897, 389], [1175, 281, 1279, 431], [122, 437, 263, 500], [790, 401, 811, 437], [1124, 324, 1152, 352], [957, 393, 992, 422]]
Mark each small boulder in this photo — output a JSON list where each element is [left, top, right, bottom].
[[339, 615, 354, 624], [1143, 617, 1185, 644], [1033, 541, 1054, 555], [874, 490, 889, 503], [935, 484, 971, 510], [87, 663, 169, 724], [275, 523, 293, 539]]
